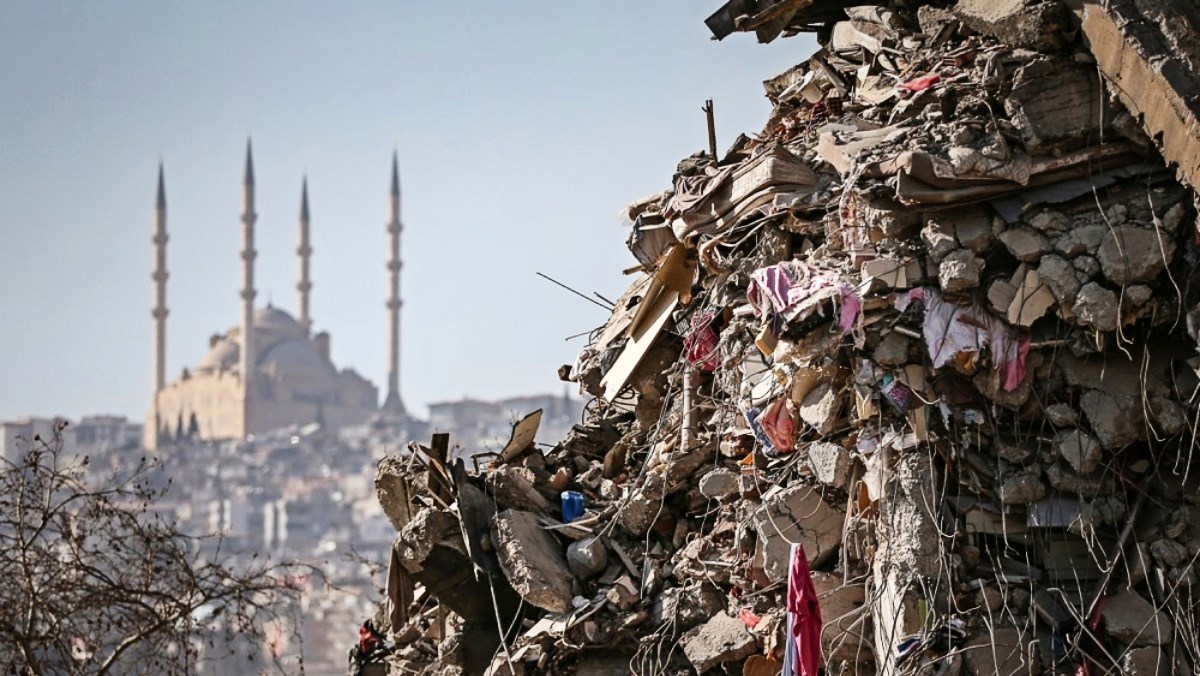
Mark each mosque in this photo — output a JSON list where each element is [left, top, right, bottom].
[[144, 143, 407, 450]]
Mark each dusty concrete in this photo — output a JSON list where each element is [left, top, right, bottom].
[[698, 468, 740, 500], [1105, 589, 1174, 646], [807, 441, 850, 488], [1073, 283, 1121, 332], [752, 484, 844, 582], [492, 509, 575, 613], [999, 226, 1052, 263], [1097, 226, 1175, 284], [1054, 429, 1103, 474], [799, 382, 841, 435], [811, 572, 872, 664], [680, 611, 756, 673], [939, 249, 985, 292], [566, 537, 607, 579]]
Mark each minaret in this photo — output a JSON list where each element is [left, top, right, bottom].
[[382, 151, 406, 417], [151, 162, 169, 448], [297, 177, 313, 334], [240, 141, 258, 394]]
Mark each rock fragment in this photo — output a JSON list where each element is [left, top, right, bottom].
[[493, 510, 575, 613], [681, 611, 756, 673]]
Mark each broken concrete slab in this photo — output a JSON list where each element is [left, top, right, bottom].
[[1073, 283, 1120, 332], [652, 583, 726, 631], [799, 382, 842, 435], [1006, 63, 1111, 154], [1081, 388, 1143, 449], [680, 611, 756, 673], [1081, 0, 1200, 198], [493, 509, 575, 613], [1105, 589, 1174, 646], [938, 248, 985, 292], [953, 0, 1070, 51], [488, 465, 553, 514], [811, 571, 872, 663], [807, 440, 850, 488], [1054, 429, 1103, 474], [1000, 472, 1046, 505], [1121, 646, 1168, 675], [698, 467, 740, 500], [873, 331, 911, 366], [1097, 225, 1176, 285], [752, 484, 844, 582], [999, 226, 1052, 263]]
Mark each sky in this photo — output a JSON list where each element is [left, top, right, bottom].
[[0, 2, 816, 423]]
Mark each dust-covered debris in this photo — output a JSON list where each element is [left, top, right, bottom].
[[354, 1, 1200, 674]]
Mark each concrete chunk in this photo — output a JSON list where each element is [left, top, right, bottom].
[[800, 382, 842, 435], [1121, 646, 1167, 675], [1074, 283, 1120, 332], [1097, 226, 1175, 285], [1054, 429, 1103, 474], [492, 509, 574, 613], [489, 465, 552, 514], [953, 0, 1069, 51], [1105, 589, 1174, 646], [1081, 388, 1143, 448], [680, 611, 756, 673], [938, 249, 985, 292], [566, 537, 608, 579], [999, 226, 1052, 263], [811, 572, 872, 663], [807, 441, 850, 488], [752, 485, 844, 582], [698, 468, 740, 500]]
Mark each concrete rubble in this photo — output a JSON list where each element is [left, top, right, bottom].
[[362, 1, 1200, 674]]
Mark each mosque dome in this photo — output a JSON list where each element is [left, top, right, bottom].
[[196, 337, 238, 373], [252, 305, 308, 353], [258, 338, 335, 380], [254, 306, 304, 332]]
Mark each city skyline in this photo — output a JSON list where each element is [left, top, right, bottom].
[[0, 2, 813, 422]]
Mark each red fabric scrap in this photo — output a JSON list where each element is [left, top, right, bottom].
[[898, 73, 941, 93], [788, 543, 823, 676], [738, 608, 761, 629]]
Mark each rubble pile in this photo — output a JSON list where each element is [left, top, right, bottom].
[[370, 1, 1200, 674]]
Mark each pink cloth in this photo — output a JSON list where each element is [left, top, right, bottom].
[[921, 289, 1030, 392], [756, 397, 795, 453], [683, 309, 720, 371], [747, 261, 852, 326], [787, 543, 822, 676]]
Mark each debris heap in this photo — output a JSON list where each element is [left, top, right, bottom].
[[370, 1, 1200, 674]]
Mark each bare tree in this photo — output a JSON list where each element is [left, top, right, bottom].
[[0, 420, 308, 675]]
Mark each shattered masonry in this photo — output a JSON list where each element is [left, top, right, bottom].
[[368, 1, 1200, 674]]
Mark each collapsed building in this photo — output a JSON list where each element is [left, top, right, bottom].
[[365, 1, 1200, 674]]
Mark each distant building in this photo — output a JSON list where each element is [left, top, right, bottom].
[[0, 416, 66, 462], [144, 145, 410, 449], [73, 415, 142, 453]]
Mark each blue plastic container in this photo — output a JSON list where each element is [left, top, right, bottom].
[[561, 490, 585, 523]]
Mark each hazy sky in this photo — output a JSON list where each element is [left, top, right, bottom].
[[0, 2, 816, 423]]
